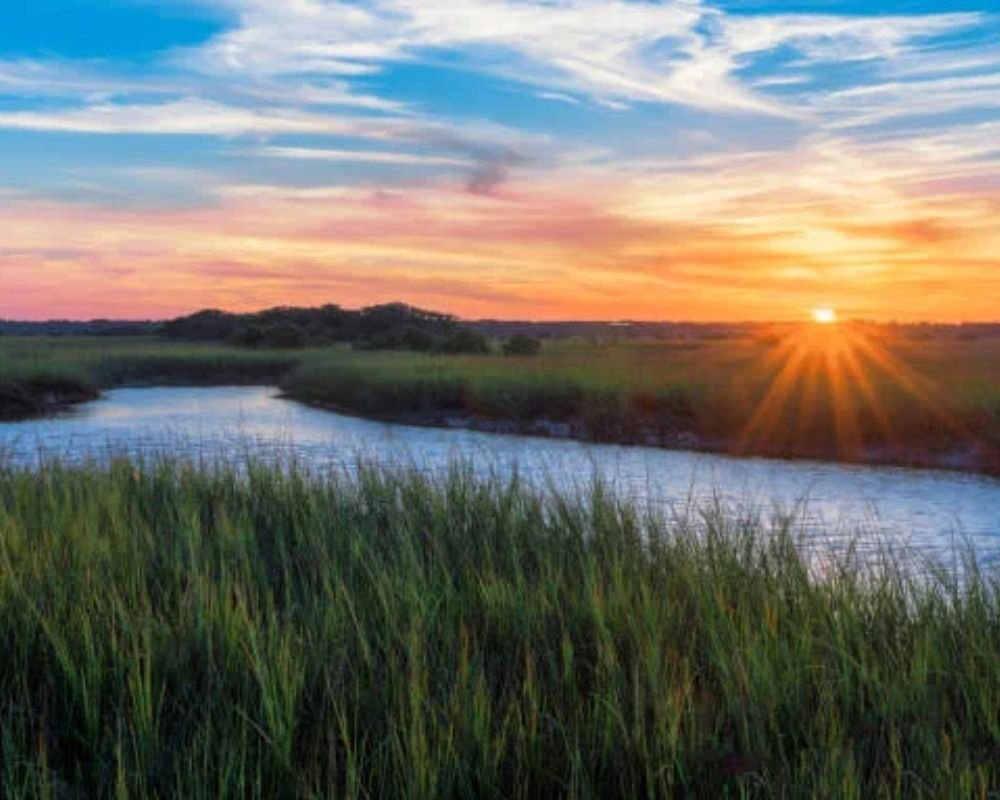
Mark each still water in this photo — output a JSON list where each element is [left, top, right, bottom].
[[2, 386, 999, 561]]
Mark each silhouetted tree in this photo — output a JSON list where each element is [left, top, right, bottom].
[[227, 325, 266, 348], [263, 322, 307, 349]]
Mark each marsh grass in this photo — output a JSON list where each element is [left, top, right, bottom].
[[1, 458, 999, 797], [282, 335, 1000, 464], [284, 347, 698, 441], [0, 338, 303, 419], [0, 337, 301, 386], [4, 334, 1000, 467]]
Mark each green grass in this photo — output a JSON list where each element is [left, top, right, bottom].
[[0, 458, 998, 797], [3, 332, 1000, 470], [0, 338, 305, 419], [0, 337, 303, 386], [283, 332, 1000, 468], [284, 346, 697, 437]]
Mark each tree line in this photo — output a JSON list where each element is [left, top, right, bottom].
[[159, 302, 499, 353]]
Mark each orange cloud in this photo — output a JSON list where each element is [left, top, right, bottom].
[[2, 149, 999, 322]]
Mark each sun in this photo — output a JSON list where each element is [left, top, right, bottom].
[[812, 307, 838, 325]]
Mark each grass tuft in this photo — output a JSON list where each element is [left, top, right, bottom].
[[0, 457, 998, 796]]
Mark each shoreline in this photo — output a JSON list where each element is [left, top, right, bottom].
[[0, 378, 99, 422], [3, 380, 998, 478], [288, 394, 1000, 479]]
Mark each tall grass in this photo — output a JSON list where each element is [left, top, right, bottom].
[[284, 348, 696, 441], [4, 334, 1000, 470], [0, 337, 302, 386], [0, 338, 303, 419], [1, 458, 999, 797], [284, 334, 1000, 469]]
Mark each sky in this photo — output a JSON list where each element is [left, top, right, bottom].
[[1, 0, 998, 321]]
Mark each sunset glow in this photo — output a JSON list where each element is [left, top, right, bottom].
[[812, 308, 838, 325], [736, 321, 964, 460], [1, 1, 998, 321]]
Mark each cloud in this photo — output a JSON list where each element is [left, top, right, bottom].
[[719, 12, 981, 63], [821, 73, 1000, 129], [535, 91, 582, 106], [173, 0, 987, 121], [2, 1, 1000, 321], [0, 58, 171, 99], [0, 98, 359, 135], [0, 97, 544, 195], [5, 120, 1000, 321], [0, 2, 991, 140], [183, 0, 777, 115], [254, 146, 472, 167], [465, 155, 519, 195]]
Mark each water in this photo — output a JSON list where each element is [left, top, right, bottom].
[[2, 386, 999, 562]]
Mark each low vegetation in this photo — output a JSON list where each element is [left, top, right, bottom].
[[0, 458, 998, 797], [3, 327, 1000, 472], [161, 302, 491, 354], [283, 332, 1000, 471], [0, 338, 299, 419], [501, 333, 542, 357], [283, 348, 696, 440], [0, 375, 99, 420]]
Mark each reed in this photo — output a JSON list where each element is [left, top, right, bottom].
[[282, 335, 1000, 469], [3, 333, 1000, 470], [0, 338, 300, 419], [0, 457, 998, 797]]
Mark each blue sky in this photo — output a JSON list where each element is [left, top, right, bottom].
[[1, 0, 999, 320]]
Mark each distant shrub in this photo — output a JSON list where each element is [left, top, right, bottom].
[[401, 327, 435, 351], [263, 322, 307, 349], [160, 309, 238, 341], [355, 326, 436, 352], [356, 302, 457, 336], [437, 329, 491, 355], [227, 324, 266, 348], [502, 334, 542, 357]]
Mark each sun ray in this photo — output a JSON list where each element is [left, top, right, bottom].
[[823, 334, 862, 459], [849, 333, 967, 442], [839, 336, 899, 450], [736, 339, 811, 453], [735, 318, 975, 463], [793, 348, 824, 451]]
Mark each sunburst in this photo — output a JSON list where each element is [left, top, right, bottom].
[[736, 321, 965, 460], [812, 307, 838, 325]]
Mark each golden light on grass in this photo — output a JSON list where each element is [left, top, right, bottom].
[[737, 319, 965, 461], [812, 307, 838, 325]]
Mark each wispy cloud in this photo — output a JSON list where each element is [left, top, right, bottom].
[[254, 146, 472, 167], [178, 1, 988, 118], [1, 1, 998, 320], [0, 98, 366, 135], [0, 2, 990, 138]]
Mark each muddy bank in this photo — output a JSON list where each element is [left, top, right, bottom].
[[0, 361, 295, 422], [290, 396, 1000, 478], [0, 378, 100, 421], [3, 380, 997, 477]]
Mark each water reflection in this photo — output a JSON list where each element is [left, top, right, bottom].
[[1, 386, 999, 562]]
